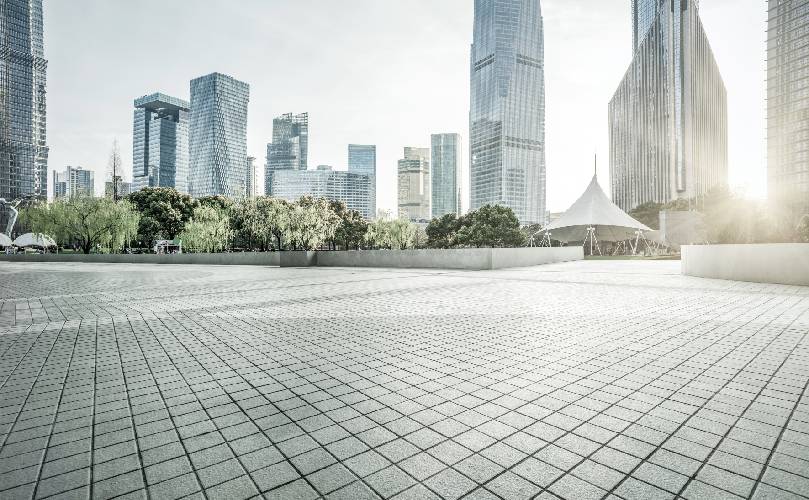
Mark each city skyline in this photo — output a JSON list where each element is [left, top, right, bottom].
[[42, 0, 764, 213]]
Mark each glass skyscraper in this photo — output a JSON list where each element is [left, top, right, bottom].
[[632, 0, 663, 51], [398, 147, 431, 222], [348, 144, 376, 217], [610, 0, 727, 212], [53, 166, 94, 199], [189, 73, 250, 198], [431, 134, 462, 218], [132, 93, 190, 193], [265, 112, 308, 195], [269, 167, 372, 219], [469, 0, 546, 225], [1, 0, 48, 201], [768, 0, 809, 214]]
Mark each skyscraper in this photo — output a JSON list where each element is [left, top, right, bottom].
[[1, 0, 49, 201], [132, 93, 190, 193], [189, 73, 250, 198], [768, 0, 809, 213], [398, 147, 431, 222], [265, 112, 308, 195], [431, 134, 462, 218], [609, 0, 728, 212], [246, 156, 257, 198], [348, 144, 376, 217], [469, 0, 546, 225], [53, 166, 94, 199]]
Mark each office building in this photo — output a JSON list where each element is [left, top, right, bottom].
[[268, 167, 372, 219], [470, 0, 546, 224], [1, 0, 49, 200], [768, 0, 809, 213], [348, 144, 376, 217], [431, 134, 462, 218], [132, 93, 190, 193], [265, 112, 308, 195], [246, 156, 257, 198], [53, 166, 94, 199], [609, 0, 728, 212], [189, 73, 250, 198], [398, 147, 431, 222], [105, 176, 131, 199]]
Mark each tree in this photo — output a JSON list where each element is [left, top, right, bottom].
[[197, 195, 233, 212], [329, 200, 368, 250], [107, 140, 123, 202], [285, 197, 340, 251], [180, 206, 232, 253], [426, 213, 460, 248], [231, 196, 290, 251], [365, 219, 392, 249], [388, 218, 419, 250], [126, 187, 197, 245], [23, 197, 140, 254], [455, 205, 525, 248], [629, 201, 663, 230], [798, 215, 809, 243]]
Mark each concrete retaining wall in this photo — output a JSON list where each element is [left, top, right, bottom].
[[681, 244, 809, 286], [316, 247, 583, 270], [0, 252, 281, 266], [0, 247, 583, 270]]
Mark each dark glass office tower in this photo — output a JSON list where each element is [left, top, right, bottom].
[[0, 0, 48, 200]]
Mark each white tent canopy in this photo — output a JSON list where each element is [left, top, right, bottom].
[[543, 174, 651, 243], [13, 233, 56, 248], [0, 233, 12, 247]]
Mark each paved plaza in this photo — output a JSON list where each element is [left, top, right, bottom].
[[0, 260, 807, 500]]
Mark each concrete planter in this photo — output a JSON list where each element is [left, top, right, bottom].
[[682, 244, 809, 286], [0, 252, 281, 266], [279, 251, 318, 267], [316, 247, 582, 270]]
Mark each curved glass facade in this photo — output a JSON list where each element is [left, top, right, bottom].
[[0, 0, 48, 200], [469, 0, 546, 225], [189, 73, 250, 198]]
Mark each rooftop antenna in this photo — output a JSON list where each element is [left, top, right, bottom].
[[594, 152, 597, 179]]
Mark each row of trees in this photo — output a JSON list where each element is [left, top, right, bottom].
[[23, 188, 525, 253], [21, 187, 529, 254], [628, 187, 809, 244]]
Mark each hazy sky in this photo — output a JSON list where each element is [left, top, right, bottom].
[[44, 0, 765, 212]]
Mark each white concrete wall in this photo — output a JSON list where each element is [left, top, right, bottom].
[[0, 247, 583, 271], [681, 244, 809, 286], [0, 252, 281, 266], [489, 247, 584, 269], [317, 247, 583, 270]]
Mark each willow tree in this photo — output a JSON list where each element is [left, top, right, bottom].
[[180, 206, 232, 253], [23, 197, 140, 254]]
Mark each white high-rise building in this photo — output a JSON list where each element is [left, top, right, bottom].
[[398, 147, 431, 222]]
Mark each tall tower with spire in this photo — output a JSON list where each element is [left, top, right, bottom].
[[469, 0, 546, 225], [0, 0, 49, 200]]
